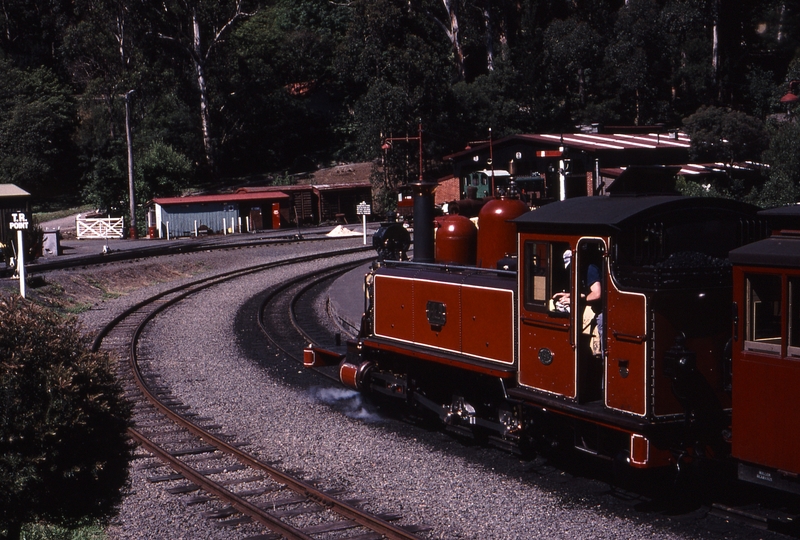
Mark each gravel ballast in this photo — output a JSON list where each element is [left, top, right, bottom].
[[64, 239, 782, 540]]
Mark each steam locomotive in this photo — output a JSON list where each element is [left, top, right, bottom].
[[305, 166, 800, 494]]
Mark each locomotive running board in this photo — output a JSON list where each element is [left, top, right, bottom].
[[304, 344, 347, 367], [361, 337, 517, 378], [506, 386, 680, 437]]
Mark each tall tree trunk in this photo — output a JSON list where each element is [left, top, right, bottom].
[[192, 9, 215, 172], [777, 2, 786, 42], [155, 0, 254, 176], [484, 0, 494, 72], [443, 0, 465, 80], [711, 0, 719, 91]]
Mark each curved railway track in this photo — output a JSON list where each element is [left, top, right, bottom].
[[252, 257, 800, 540], [28, 228, 364, 274], [92, 248, 429, 539], [257, 259, 367, 373]]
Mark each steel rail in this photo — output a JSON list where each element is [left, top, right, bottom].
[[128, 428, 315, 540], [257, 261, 363, 363], [96, 247, 425, 539]]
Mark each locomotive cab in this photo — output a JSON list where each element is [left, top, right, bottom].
[[511, 192, 764, 468]]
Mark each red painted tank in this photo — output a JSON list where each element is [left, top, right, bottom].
[[435, 215, 477, 265], [476, 196, 529, 269]]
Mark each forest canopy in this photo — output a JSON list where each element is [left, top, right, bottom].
[[0, 0, 798, 213]]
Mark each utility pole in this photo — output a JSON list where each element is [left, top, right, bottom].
[[124, 89, 137, 239]]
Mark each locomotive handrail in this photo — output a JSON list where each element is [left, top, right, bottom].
[[611, 330, 648, 343], [520, 316, 570, 331], [381, 259, 516, 277]]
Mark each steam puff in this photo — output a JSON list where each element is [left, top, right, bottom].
[[309, 386, 384, 423]]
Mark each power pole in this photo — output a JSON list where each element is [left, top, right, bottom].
[[124, 89, 137, 239]]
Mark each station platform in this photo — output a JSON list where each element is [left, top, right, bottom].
[[326, 261, 374, 338]]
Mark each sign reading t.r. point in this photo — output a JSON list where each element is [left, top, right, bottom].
[[9, 212, 29, 230], [9, 211, 29, 298]]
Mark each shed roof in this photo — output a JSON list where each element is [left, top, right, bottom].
[[445, 131, 691, 161], [600, 162, 763, 178], [0, 184, 31, 198], [516, 132, 691, 151], [153, 191, 289, 206]]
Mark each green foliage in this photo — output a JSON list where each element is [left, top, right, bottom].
[[0, 57, 78, 196], [752, 119, 800, 208], [0, 0, 799, 205], [683, 106, 768, 164], [0, 296, 131, 540], [20, 522, 106, 540]]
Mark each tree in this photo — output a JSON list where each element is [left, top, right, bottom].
[[602, 0, 671, 125], [146, 0, 257, 174], [0, 57, 78, 197], [683, 105, 767, 165], [0, 296, 131, 540], [755, 118, 800, 207], [414, 0, 466, 81], [222, 0, 350, 175]]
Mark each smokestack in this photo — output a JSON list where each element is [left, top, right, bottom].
[[411, 181, 436, 263]]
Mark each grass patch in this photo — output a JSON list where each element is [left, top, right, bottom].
[[33, 205, 95, 223], [21, 522, 106, 540]]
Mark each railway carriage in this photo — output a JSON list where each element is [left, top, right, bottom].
[[730, 205, 800, 493], [304, 168, 800, 483]]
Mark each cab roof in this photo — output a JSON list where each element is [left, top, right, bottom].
[[513, 195, 759, 234]]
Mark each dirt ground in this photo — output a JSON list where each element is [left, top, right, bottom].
[[2, 258, 214, 315]]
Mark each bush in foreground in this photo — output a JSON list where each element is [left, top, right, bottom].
[[0, 296, 131, 540]]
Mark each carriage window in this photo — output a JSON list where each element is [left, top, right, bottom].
[[789, 279, 800, 358], [524, 241, 570, 313], [745, 274, 782, 354]]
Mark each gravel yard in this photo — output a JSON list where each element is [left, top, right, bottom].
[[13, 238, 783, 539]]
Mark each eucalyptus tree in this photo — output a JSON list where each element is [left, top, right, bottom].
[[223, 0, 350, 175], [145, 0, 257, 174], [0, 0, 72, 69], [602, 0, 673, 125]]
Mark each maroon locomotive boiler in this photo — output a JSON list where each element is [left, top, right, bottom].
[[305, 168, 799, 481]]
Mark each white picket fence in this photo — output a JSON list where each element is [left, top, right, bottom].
[[76, 216, 125, 239]]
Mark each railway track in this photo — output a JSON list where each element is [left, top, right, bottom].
[[257, 259, 367, 377], [254, 258, 800, 540], [92, 248, 430, 539], [28, 228, 363, 274]]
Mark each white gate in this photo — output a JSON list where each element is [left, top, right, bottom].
[[76, 216, 125, 239]]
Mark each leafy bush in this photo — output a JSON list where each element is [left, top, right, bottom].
[[0, 297, 131, 540]]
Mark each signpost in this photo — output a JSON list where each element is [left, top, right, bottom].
[[9, 211, 29, 298], [356, 201, 371, 245]]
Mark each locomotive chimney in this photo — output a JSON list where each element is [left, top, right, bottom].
[[411, 180, 436, 263]]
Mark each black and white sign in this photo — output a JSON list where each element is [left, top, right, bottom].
[[356, 202, 371, 215], [9, 212, 29, 230]]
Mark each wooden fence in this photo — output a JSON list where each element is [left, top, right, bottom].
[[76, 216, 125, 239]]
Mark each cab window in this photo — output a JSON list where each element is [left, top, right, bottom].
[[523, 241, 570, 314], [745, 274, 782, 354]]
